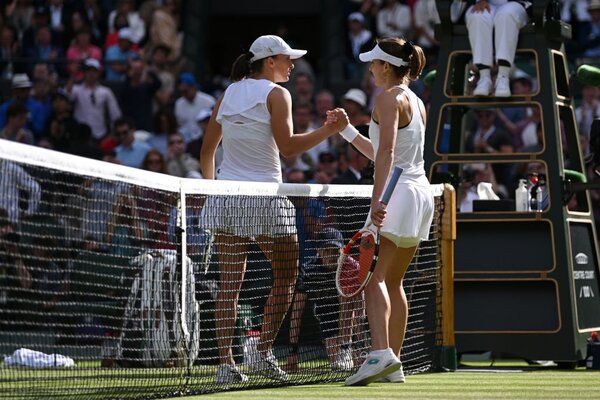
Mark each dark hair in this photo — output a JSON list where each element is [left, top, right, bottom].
[[153, 107, 178, 134], [377, 38, 426, 81], [141, 149, 167, 173], [230, 51, 265, 82], [113, 116, 136, 131]]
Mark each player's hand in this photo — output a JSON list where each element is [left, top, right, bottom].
[[325, 108, 349, 131], [370, 200, 387, 228], [471, 0, 490, 13]]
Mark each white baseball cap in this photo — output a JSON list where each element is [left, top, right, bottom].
[[249, 35, 307, 62], [343, 88, 367, 107], [118, 27, 136, 43]]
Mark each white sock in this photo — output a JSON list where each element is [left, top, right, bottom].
[[497, 65, 511, 78], [370, 348, 393, 357], [479, 68, 491, 80]]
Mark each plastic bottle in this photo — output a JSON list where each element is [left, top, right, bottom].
[[243, 330, 260, 367], [515, 179, 529, 211]]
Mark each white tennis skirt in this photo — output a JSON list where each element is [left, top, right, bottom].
[[200, 195, 297, 238], [379, 182, 434, 246]]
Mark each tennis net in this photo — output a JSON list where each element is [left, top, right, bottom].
[[0, 139, 455, 399]]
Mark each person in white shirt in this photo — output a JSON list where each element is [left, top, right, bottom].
[[0, 160, 41, 225], [335, 37, 434, 386], [200, 34, 348, 385], [174, 72, 216, 144], [376, 0, 413, 39]]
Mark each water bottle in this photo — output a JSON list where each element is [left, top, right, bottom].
[[243, 330, 260, 367], [515, 179, 529, 211]]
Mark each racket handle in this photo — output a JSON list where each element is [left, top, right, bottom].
[[380, 166, 403, 205]]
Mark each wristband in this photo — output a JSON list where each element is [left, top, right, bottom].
[[340, 124, 359, 142]]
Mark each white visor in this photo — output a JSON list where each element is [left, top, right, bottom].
[[249, 35, 307, 62], [359, 44, 409, 67]]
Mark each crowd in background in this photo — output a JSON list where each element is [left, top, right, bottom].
[[0, 0, 598, 196]]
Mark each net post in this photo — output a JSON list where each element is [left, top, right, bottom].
[[439, 183, 457, 371], [177, 183, 190, 358]]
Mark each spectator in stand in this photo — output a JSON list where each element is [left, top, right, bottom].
[[345, 12, 373, 82], [21, 6, 50, 57], [174, 72, 216, 145], [0, 103, 34, 145], [413, 0, 440, 59], [48, 0, 71, 51], [465, 108, 514, 187], [149, 44, 176, 109], [27, 78, 53, 140], [293, 101, 327, 167], [331, 144, 371, 185], [147, 0, 182, 62], [104, 11, 130, 49], [118, 57, 162, 132], [5, 0, 34, 38], [24, 26, 63, 78], [149, 106, 178, 156], [66, 28, 102, 82], [575, 84, 600, 154], [107, 0, 146, 45], [467, 0, 530, 97], [104, 192, 145, 258], [290, 71, 315, 105], [0, 73, 32, 130], [342, 88, 371, 126], [376, 0, 412, 39], [581, 0, 600, 57], [31, 62, 59, 92], [67, 59, 122, 141], [0, 159, 41, 225], [113, 116, 151, 168], [105, 28, 140, 82], [0, 25, 24, 79], [310, 151, 339, 184], [166, 132, 202, 178], [313, 89, 336, 127], [44, 92, 78, 153], [77, 0, 105, 46]]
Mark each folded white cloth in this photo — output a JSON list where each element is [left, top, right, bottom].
[[4, 348, 75, 368]]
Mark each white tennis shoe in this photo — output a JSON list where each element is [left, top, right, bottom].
[[215, 363, 248, 384], [344, 348, 401, 386], [255, 350, 289, 381], [377, 363, 406, 383]]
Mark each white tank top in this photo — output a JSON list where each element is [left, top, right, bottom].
[[368, 84, 429, 186], [216, 79, 282, 182]]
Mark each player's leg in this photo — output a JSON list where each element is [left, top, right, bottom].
[[286, 289, 307, 372], [215, 233, 249, 367]]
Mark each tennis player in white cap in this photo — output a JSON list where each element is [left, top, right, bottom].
[[200, 34, 348, 384], [334, 37, 435, 386]]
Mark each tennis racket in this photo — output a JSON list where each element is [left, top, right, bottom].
[[335, 166, 403, 298]]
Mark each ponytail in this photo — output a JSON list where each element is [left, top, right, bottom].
[[230, 52, 254, 82]]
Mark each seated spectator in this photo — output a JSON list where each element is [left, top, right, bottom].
[[107, 0, 146, 45], [141, 148, 167, 175], [113, 116, 151, 168], [413, 0, 440, 59], [174, 72, 216, 145], [149, 107, 178, 156], [0, 73, 33, 130], [292, 102, 326, 167], [345, 12, 373, 82], [0, 103, 34, 145], [149, 44, 176, 109], [376, 0, 412, 39], [166, 132, 202, 178], [104, 10, 130, 49], [0, 25, 25, 79], [27, 78, 53, 140], [66, 28, 102, 82], [24, 26, 63, 78], [581, 0, 600, 57], [0, 160, 41, 226], [331, 144, 371, 185], [342, 88, 371, 126], [467, 0, 530, 97], [290, 71, 315, 105], [105, 27, 140, 81], [103, 193, 145, 259], [575, 84, 600, 146], [67, 59, 122, 141], [148, 0, 182, 62], [21, 5, 51, 59], [48, 0, 71, 51]]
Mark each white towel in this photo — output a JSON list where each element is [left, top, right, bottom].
[[4, 348, 75, 368]]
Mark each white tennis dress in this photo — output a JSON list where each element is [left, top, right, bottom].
[[200, 79, 296, 238], [369, 84, 434, 247]]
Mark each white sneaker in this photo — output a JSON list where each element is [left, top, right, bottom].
[[215, 363, 248, 384], [494, 75, 511, 97], [332, 347, 354, 371], [377, 363, 405, 383], [256, 350, 289, 381], [344, 348, 401, 386], [473, 76, 493, 96]]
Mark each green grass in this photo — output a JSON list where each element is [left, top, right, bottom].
[[176, 362, 600, 400]]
